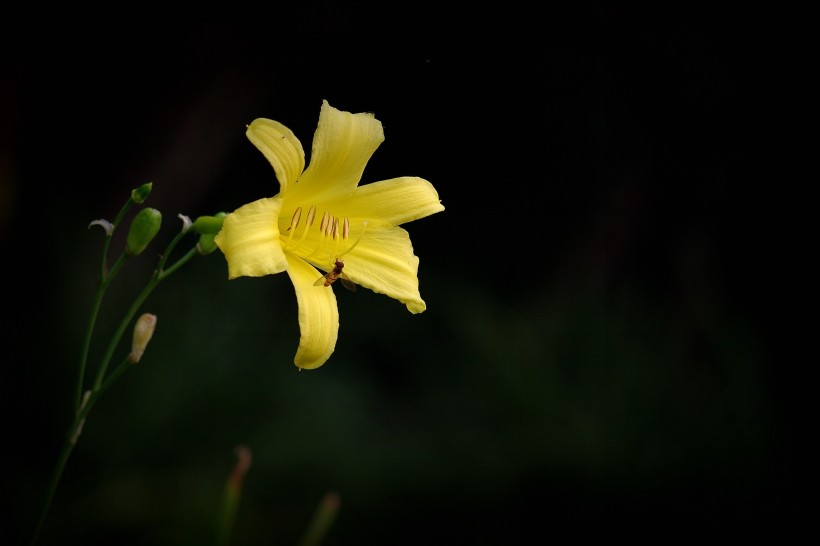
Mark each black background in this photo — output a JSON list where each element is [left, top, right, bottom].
[[2, 4, 800, 545]]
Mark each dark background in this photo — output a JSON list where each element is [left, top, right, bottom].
[[2, 4, 799, 545]]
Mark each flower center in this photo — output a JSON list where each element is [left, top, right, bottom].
[[282, 205, 365, 268]]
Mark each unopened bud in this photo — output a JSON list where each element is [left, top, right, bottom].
[[129, 313, 157, 364], [126, 208, 162, 256], [196, 233, 219, 255], [195, 213, 226, 255], [193, 213, 226, 235], [131, 182, 153, 204]]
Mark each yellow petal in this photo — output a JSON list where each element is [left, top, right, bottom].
[[246, 118, 305, 194], [286, 254, 340, 369], [335, 176, 445, 226], [291, 100, 385, 202], [215, 197, 288, 279], [343, 224, 427, 314]]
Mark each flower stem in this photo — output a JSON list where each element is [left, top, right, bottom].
[[30, 431, 76, 546], [91, 230, 194, 392], [91, 274, 159, 392], [74, 253, 128, 412], [32, 361, 134, 546], [34, 226, 202, 545]]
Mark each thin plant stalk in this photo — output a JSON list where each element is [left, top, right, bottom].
[[31, 217, 200, 546]]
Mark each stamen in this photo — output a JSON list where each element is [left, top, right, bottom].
[[288, 207, 302, 231], [306, 210, 334, 260], [284, 207, 302, 246], [332, 218, 341, 256], [290, 207, 367, 268], [331, 219, 368, 265], [284, 206, 315, 252], [319, 211, 330, 235], [337, 220, 367, 257]]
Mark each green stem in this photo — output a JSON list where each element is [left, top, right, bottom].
[[91, 231, 195, 392], [98, 358, 133, 396], [159, 247, 198, 280], [30, 431, 76, 546], [74, 253, 128, 413], [42, 199, 136, 546], [103, 199, 137, 278], [75, 195, 134, 413], [156, 228, 195, 279], [32, 353, 132, 546], [35, 227, 202, 545], [91, 274, 159, 392]]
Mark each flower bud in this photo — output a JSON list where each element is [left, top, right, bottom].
[[131, 182, 153, 204], [129, 313, 157, 364], [196, 233, 218, 255], [126, 208, 162, 256], [195, 213, 226, 255], [193, 213, 226, 235]]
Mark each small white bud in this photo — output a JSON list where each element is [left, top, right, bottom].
[[128, 313, 157, 364]]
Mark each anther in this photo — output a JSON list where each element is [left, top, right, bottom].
[[319, 211, 330, 234], [288, 207, 302, 231], [305, 205, 316, 227]]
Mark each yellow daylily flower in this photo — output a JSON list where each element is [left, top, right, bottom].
[[215, 100, 444, 370]]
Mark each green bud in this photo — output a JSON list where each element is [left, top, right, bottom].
[[126, 208, 162, 255], [193, 212, 226, 235], [196, 233, 219, 255], [194, 213, 225, 255], [131, 182, 153, 204]]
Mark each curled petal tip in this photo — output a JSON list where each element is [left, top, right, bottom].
[[178, 214, 193, 233], [88, 219, 114, 236]]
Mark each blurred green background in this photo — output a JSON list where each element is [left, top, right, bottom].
[[2, 5, 797, 544]]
